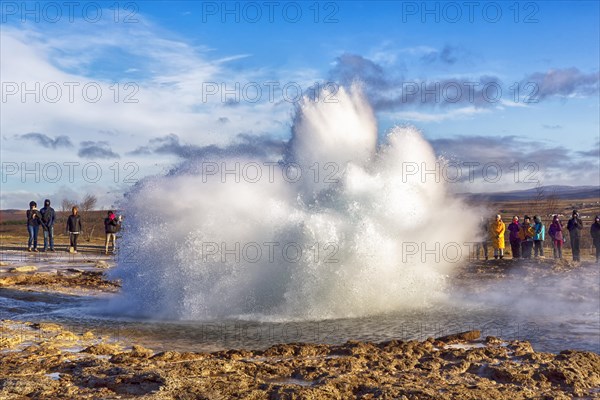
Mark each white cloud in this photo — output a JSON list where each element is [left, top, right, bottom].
[[0, 15, 315, 208], [0, 17, 307, 150], [4, 29, 277, 139], [384, 106, 491, 122]]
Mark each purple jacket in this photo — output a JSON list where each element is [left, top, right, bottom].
[[508, 222, 521, 242], [548, 221, 563, 241]]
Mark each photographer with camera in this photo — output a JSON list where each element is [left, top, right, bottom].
[[104, 210, 121, 255]]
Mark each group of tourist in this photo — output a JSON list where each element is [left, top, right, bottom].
[[26, 200, 120, 255], [23, 199, 600, 263], [481, 210, 600, 262]]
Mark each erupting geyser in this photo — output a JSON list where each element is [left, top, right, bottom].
[[110, 84, 479, 321]]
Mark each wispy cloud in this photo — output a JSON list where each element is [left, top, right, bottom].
[[542, 124, 563, 130], [17, 132, 73, 149], [78, 141, 120, 159], [329, 48, 600, 115], [330, 53, 393, 90], [329, 53, 509, 111], [523, 68, 599, 100], [429, 135, 600, 188], [576, 139, 600, 158], [420, 45, 466, 65], [384, 107, 490, 122], [0, 20, 296, 159], [128, 133, 286, 160]]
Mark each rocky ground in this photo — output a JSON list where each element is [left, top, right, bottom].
[[0, 255, 119, 296], [455, 255, 596, 278], [0, 268, 119, 296], [1, 322, 599, 399], [1, 254, 599, 399]]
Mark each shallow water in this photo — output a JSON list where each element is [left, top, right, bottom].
[[1, 286, 598, 354], [2, 251, 598, 354]]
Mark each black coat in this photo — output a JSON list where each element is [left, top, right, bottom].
[[591, 222, 600, 246], [66, 215, 82, 233], [104, 218, 120, 234], [40, 206, 56, 228], [567, 217, 583, 238], [26, 209, 43, 227]]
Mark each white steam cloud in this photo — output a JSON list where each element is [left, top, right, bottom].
[[109, 84, 479, 321]]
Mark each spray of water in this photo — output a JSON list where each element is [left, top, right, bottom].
[[109, 84, 479, 321]]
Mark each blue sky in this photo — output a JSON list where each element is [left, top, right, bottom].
[[1, 1, 599, 209]]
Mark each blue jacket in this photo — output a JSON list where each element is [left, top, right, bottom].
[[533, 221, 545, 241]]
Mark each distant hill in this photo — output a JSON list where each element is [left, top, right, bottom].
[[463, 185, 600, 202]]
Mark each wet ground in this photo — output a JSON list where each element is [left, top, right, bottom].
[[1, 249, 599, 398], [1, 320, 599, 399], [1, 250, 599, 354]]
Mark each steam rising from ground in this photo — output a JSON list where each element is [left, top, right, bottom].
[[110, 85, 479, 321]]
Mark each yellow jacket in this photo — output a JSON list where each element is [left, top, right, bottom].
[[518, 224, 535, 241], [490, 220, 506, 249]]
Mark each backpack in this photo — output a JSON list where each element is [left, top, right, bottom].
[[518, 225, 533, 241]]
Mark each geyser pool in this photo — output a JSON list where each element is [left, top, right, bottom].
[[109, 84, 479, 321]]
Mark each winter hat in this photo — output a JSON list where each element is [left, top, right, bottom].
[[44, 199, 50, 206], [573, 209, 578, 215], [29, 201, 36, 208]]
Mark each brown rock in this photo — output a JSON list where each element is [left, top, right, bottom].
[[444, 360, 471, 374], [53, 331, 79, 341], [82, 343, 123, 355], [507, 340, 534, 356], [485, 336, 504, 345], [94, 260, 110, 269], [541, 351, 600, 393], [2, 317, 599, 399], [8, 265, 37, 273], [436, 330, 481, 343], [31, 323, 63, 332], [262, 343, 330, 358], [130, 344, 154, 358], [479, 363, 534, 385]]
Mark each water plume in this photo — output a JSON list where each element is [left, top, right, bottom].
[[110, 84, 479, 321]]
